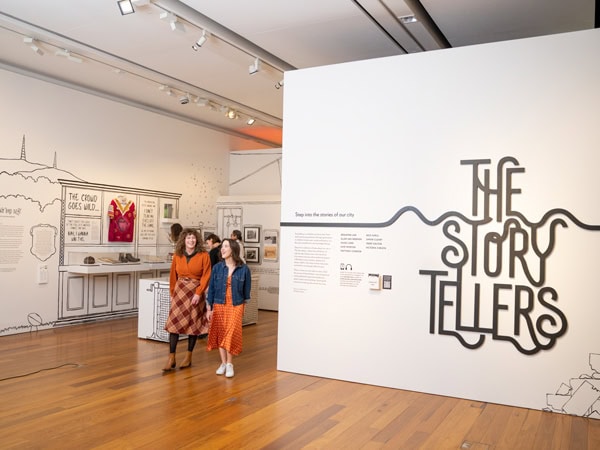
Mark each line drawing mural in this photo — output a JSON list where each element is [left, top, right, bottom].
[[0, 313, 56, 335], [29, 224, 58, 261], [545, 353, 600, 419], [1, 134, 83, 335], [148, 281, 171, 342], [0, 135, 84, 212]]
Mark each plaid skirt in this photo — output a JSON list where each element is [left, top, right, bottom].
[[164, 277, 209, 335]]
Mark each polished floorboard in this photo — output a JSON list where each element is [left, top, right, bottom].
[[0, 311, 598, 449]]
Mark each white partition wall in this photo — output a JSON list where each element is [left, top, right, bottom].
[[277, 29, 600, 418]]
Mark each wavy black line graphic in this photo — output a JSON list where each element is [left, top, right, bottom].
[[281, 206, 600, 231]]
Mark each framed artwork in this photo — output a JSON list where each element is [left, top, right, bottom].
[[203, 228, 215, 242], [244, 246, 260, 263], [263, 229, 279, 262], [244, 225, 261, 243]]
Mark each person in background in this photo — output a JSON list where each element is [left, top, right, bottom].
[[163, 228, 211, 371], [206, 239, 251, 378], [205, 233, 222, 267], [170, 223, 183, 243], [230, 229, 245, 262], [167, 223, 183, 261]]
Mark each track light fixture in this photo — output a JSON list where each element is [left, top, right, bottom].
[[192, 30, 208, 51], [117, 0, 134, 15], [160, 11, 184, 32], [248, 57, 260, 75], [194, 97, 210, 107], [55, 49, 83, 63], [170, 20, 184, 32], [399, 15, 418, 24], [155, 83, 261, 125], [23, 37, 44, 56], [158, 84, 174, 96], [275, 80, 284, 89], [179, 94, 190, 105]]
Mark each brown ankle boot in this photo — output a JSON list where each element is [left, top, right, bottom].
[[162, 353, 176, 372], [179, 351, 193, 369]]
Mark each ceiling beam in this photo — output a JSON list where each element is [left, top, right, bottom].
[[0, 61, 283, 148], [403, 0, 451, 48], [154, 0, 297, 72]]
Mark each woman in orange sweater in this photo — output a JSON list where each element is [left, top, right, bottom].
[[163, 228, 212, 371]]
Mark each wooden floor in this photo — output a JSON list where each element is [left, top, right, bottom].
[[0, 311, 598, 449]]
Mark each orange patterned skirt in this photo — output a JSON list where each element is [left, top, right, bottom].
[[207, 277, 245, 355]]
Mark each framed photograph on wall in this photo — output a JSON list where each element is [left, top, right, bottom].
[[263, 229, 278, 262], [243, 225, 261, 243], [203, 228, 215, 242], [244, 246, 260, 263]]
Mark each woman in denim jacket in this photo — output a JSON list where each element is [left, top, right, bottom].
[[206, 238, 251, 378]]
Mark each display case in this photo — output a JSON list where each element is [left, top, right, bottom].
[[57, 179, 180, 325]]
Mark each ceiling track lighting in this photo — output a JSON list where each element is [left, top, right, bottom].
[[117, 0, 135, 15], [399, 15, 418, 24], [156, 84, 265, 125], [170, 20, 184, 32], [158, 84, 175, 96], [275, 80, 284, 89], [55, 49, 83, 63], [179, 93, 190, 105], [117, 0, 151, 15], [159, 11, 184, 32], [192, 30, 208, 51], [248, 57, 260, 75], [23, 37, 44, 56]]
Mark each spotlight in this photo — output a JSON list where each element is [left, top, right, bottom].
[[179, 94, 190, 105], [192, 30, 207, 50], [248, 57, 260, 75], [117, 0, 134, 15], [226, 109, 237, 120], [275, 80, 284, 89], [159, 85, 174, 96], [55, 49, 83, 63], [194, 97, 210, 107], [160, 11, 184, 32], [170, 20, 184, 32], [246, 117, 256, 126], [399, 15, 418, 24], [23, 37, 44, 56]]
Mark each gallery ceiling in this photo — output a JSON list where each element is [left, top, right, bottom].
[[0, 0, 596, 149]]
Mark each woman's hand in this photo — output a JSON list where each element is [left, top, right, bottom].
[[191, 293, 200, 305]]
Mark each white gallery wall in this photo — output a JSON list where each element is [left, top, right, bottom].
[[0, 68, 230, 335], [226, 150, 282, 310], [228, 149, 282, 196], [278, 29, 600, 417]]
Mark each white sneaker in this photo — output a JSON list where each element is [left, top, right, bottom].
[[216, 363, 227, 375], [225, 363, 234, 378]]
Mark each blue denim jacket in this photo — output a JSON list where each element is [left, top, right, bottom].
[[206, 261, 251, 307]]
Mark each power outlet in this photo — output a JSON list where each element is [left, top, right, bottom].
[[37, 264, 49, 284]]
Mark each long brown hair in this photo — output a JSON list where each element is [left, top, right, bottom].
[[174, 228, 205, 256], [222, 238, 244, 266]]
